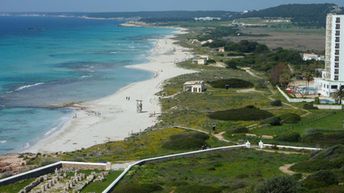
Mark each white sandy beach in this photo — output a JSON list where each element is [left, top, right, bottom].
[[27, 29, 195, 153]]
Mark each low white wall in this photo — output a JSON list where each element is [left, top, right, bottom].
[[314, 104, 343, 110], [263, 144, 322, 151], [276, 86, 315, 103]]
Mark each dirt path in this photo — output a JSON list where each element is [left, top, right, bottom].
[[279, 163, 296, 175], [241, 67, 263, 79], [174, 126, 233, 144]]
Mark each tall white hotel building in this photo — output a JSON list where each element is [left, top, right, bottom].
[[316, 14, 344, 97]]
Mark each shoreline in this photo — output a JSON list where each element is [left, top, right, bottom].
[[25, 28, 195, 153]]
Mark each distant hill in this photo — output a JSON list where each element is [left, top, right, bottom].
[[239, 3, 344, 27], [5, 11, 238, 22]]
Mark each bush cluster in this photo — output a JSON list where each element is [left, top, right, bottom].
[[271, 100, 282, 106], [209, 79, 253, 89], [303, 171, 338, 189], [255, 176, 301, 193], [162, 132, 209, 150], [279, 113, 301, 124], [232, 127, 250, 134], [115, 183, 162, 193], [209, 106, 273, 121], [276, 132, 301, 142]]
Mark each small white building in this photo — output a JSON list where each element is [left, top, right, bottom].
[[302, 53, 325, 61], [192, 55, 209, 65], [217, 47, 225, 53], [200, 39, 214, 45], [183, 81, 206, 93]]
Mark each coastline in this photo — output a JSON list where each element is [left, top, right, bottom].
[[26, 28, 195, 153]]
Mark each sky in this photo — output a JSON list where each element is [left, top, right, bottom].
[[0, 0, 343, 12]]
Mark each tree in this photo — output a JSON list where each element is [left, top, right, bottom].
[[334, 86, 344, 105], [303, 72, 314, 95], [271, 63, 291, 86], [255, 176, 301, 193]]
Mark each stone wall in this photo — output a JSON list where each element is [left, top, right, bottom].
[[0, 161, 110, 186]]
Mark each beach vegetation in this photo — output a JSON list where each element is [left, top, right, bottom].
[[255, 176, 301, 193], [279, 113, 301, 124], [271, 99, 282, 106], [162, 132, 209, 150], [208, 106, 274, 121], [113, 149, 306, 193], [209, 78, 253, 89]]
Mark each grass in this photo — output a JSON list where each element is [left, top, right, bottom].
[[81, 170, 123, 193], [0, 178, 35, 193], [252, 111, 344, 136], [25, 128, 226, 166], [113, 149, 307, 193]]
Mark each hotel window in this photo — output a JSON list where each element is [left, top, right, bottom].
[[335, 76, 339, 80], [336, 17, 341, 23], [331, 85, 338, 89], [336, 37, 340, 42], [336, 30, 341, 36], [336, 24, 341, 29], [335, 56, 339, 61], [335, 62, 339, 68], [336, 43, 340, 49], [335, 69, 339, 74], [335, 50, 340, 55]]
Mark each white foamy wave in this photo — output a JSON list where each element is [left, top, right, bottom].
[[0, 140, 7, 144], [45, 114, 72, 136], [15, 82, 44, 92], [110, 51, 117, 54], [80, 75, 93, 79], [24, 142, 30, 149]]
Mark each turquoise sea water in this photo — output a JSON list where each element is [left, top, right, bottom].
[[0, 16, 173, 154]]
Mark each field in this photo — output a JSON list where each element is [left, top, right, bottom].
[[113, 149, 307, 193], [230, 27, 325, 51]]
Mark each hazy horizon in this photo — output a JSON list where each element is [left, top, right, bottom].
[[1, 0, 343, 13]]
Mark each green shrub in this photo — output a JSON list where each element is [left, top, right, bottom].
[[271, 100, 282, 106], [276, 132, 301, 142], [111, 183, 162, 193], [302, 129, 344, 145], [232, 127, 249, 134], [279, 113, 301, 124], [209, 106, 273, 121], [255, 176, 301, 193], [314, 97, 320, 104], [207, 59, 216, 64], [175, 185, 222, 193], [162, 132, 209, 150], [303, 103, 318, 110], [209, 79, 253, 89], [292, 145, 344, 172], [262, 117, 282, 126], [302, 129, 324, 143], [303, 170, 338, 189]]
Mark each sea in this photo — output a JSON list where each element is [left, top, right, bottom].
[[0, 16, 174, 154]]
